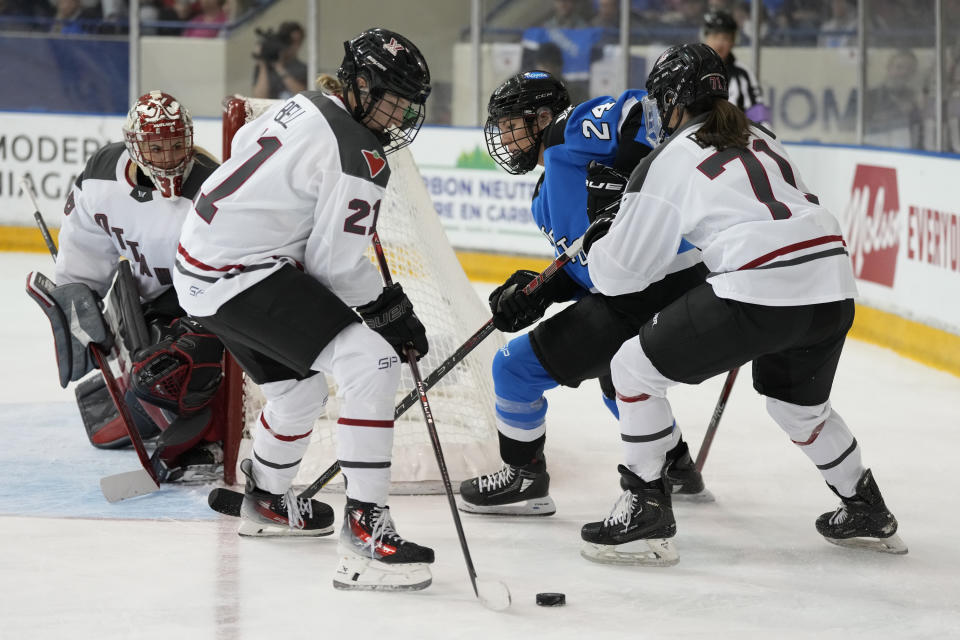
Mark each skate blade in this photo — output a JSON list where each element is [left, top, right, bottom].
[[457, 495, 556, 516], [672, 488, 715, 503], [580, 537, 679, 566], [237, 520, 333, 537], [333, 548, 432, 591], [823, 533, 908, 555], [168, 465, 223, 484]]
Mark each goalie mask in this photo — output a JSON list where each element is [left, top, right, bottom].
[[484, 70, 570, 175], [643, 43, 728, 147], [123, 91, 195, 198], [338, 28, 432, 154]]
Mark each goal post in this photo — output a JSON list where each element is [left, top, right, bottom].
[[219, 95, 503, 491]]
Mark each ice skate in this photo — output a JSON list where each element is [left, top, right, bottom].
[[237, 459, 335, 537], [162, 442, 223, 483], [816, 469, 907, 554], [458, 459, 555, 516], [333, 499, 434, 591], [663, 440, 714, 503], [580, 465, 679, 566]]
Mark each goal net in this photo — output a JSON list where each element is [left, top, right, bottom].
[[219, 96, 503, 492]]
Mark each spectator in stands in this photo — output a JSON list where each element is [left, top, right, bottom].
[[181, 0, 226, 38], [50, 0, 99, 34], [542, 0, 592, 28], [864, 48, 925, 150], [251, 20, 307, 100], [140, 0, 182, 36], [591, 0, 621, 28], [818, 0, 857, 48], [731, 1, 768, 46]]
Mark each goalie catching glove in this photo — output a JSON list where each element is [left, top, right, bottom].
[[357, 283, 429, 359], [488, 267, 582, 333], [131, 317, 224, 415]]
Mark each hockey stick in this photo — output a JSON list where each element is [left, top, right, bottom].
[[208, 234, 587, 517], [694, 367, 739, 473], [371, 232, 510, 611], [29, 203, 161, 500], [23, 178, 59, 260]]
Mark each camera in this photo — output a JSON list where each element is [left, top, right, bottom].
[[253, 27, 288, 63]]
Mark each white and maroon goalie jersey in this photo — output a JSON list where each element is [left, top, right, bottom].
[[174, 92, 390, 317], [588, 117, 858, 306], [55, 142, 218, 300]]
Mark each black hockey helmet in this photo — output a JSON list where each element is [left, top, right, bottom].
[[484, 70, 570, 174], [338, 28, 432, 153], [702, 9, 738, 35], [642, 43, 728, 146]]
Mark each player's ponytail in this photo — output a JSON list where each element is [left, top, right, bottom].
[[316, 73, 343, 96], [693, 98, 750, 151]]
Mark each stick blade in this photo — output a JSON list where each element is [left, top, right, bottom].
[[100, 469, 161, 503], [476, 578, 511, 611], [208, 487, 245, 517]]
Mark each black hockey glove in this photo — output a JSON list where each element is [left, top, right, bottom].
[[488, 267, 584, 333], [585, 160, 629, 222], [358, 283, 429, 360], [582, 215, 615, 255]]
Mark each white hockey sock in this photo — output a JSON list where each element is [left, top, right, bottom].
[[767, 398, 865, 497], [619, 393, 679, 483]]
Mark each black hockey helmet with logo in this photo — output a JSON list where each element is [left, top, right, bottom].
[[702, 9, 738, 35], [484, 70, 571, 174], [338, 28, 432, 153], [643, 43, 728, 146]]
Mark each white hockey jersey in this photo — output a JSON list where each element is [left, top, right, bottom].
[[588, 116, 858, 306], [55, 142, 219, 301], [174, 92, 389, 317]]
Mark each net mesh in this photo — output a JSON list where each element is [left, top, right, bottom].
[[224, 96, 503, 492]]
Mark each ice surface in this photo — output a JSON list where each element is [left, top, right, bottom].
[[1, 251, 958, 639]]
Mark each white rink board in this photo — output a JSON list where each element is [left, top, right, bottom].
[[788, 144, 960, 334]]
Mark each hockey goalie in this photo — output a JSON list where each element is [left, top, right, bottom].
[[26, 90, 228, 489]]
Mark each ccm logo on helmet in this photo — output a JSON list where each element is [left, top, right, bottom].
[[382, 38, 405, 56]]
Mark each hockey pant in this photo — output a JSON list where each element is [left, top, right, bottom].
[[250, 322, 400, 505], [609, 287, 864, 497]]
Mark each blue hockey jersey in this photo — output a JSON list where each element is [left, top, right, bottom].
[[533, 89, 698, 292]]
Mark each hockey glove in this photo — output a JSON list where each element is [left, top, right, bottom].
[[585, 160, 629, 222], [488, 270, 551, 333], [582, 215, 615, 255], [358, 283, 429, 360]]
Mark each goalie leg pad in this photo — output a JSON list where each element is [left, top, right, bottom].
[[75, 373, 128, 449]]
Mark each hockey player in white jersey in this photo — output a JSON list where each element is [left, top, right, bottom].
[[53, 90, 226, 481], [174, 28, 436, 591], [580, 43, 906, 566]]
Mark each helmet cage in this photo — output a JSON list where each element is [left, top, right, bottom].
[[123, 91, 194, 198], [483, 70, 570, 175], [337, 29, 431, 154]]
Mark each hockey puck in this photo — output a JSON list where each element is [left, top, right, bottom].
[[536, 592, 566, 607]]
